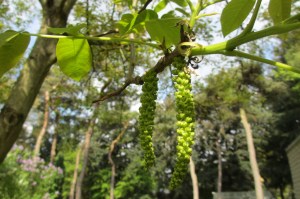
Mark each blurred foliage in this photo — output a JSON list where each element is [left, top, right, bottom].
[[0, 146, 63, 199]]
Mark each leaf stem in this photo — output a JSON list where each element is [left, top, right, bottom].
[[202, 0, 224, 9], [190, 22, 300, 55], [239, 0, 262, 37], [220, 50, 300, 74], [23, 33, 160, 49], [186, 0, 195, 13], [189, 0, 202, 28]]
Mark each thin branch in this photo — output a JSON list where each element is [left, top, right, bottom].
[[189, 21, 300, 55], [108, 122, 129, 199], [128, 33, 136, 78], [34, 91, 50, 158], [220, 50, 300, 74], [202, 0, 224, 9], [138, 0, 152, 14], [283, 13, 300, 24], [92, 77, 142, 104], [85, 0, 90, 35], [25, 33, 160, 49], [186, 0, 196, 12], [92, 49, 180, 104]]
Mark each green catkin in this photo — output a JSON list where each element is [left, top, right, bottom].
[[138, 70, 159, 168], [170, 56, 196, 189]]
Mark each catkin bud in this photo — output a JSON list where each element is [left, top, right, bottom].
[[170, 56, 196, 189], [138, 70, 158, 168]]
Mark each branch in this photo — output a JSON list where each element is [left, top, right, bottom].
[[25, 33, 160, 49], [108, 122, 129, 199], [189, 21, 300, 55], [138, 0, 152, 14], [219, 50, 300, 74], [186, 0, 196, 12], [92, 49, 180, 104], [92, 77, 143, 103], [202, 0, 224, 9]]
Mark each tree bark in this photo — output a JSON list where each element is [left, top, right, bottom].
[[75, 119, 95, 199], [240, 108, 264, 199], [50, 112, 60, 163], [108, 122, 129, 199], [217, 125, 224, 199], [33, 91, 50, 158], [217, 139, 222, 198], [69, 146, 82, 199], [0, 0, 77, 163], [190, 157, 199, 199]]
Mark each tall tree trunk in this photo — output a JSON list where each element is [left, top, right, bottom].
[[69, 146, 82, 199], [240, 108, 264, 199], [33, 91, 50, 158], [50, 112, 60, 163], [217, 139, 222, 198], [190, 157, 199, 199], [108, 122, 129, 199], [217, 125, 224, 199], [0, 0, 77, 163], [75, 119, 95, 199]]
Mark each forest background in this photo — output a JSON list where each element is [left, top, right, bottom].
[[0, 0, 300, 199]]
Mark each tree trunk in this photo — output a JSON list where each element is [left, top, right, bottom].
[[69, 146, 82, 199], [240, 108, 264, 199], [217, 139, 222, 198], [217, 125, 224, 199], [108, 122, 129, 199], [75, 119, 95, 199], [50, 112, 60, 163], [0, 0, 77, 163], [33, 91, 50, 158], [190, 157, 199, 199]]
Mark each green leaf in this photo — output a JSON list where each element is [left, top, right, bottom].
[[0, 30, 30, 77], [145, 18, 181, 48], [48, 24, 86, 36], [154, 0, 169, 13], [220, 0, 256, 37], [56, 37, 92, 81], [117, 14, 135, 34], [170, 0, 188, 7], [161, 11, 177, 19], [118, 11, 158, 35], [268, 0, 292, 24], [134, 10, 158, 27]]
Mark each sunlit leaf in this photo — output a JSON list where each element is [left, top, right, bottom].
[[134, 10, 158, 26], [0, 30, 30, 77], [170, 0, 188, 7], [117, 14, 135, 34], [268, 0, 292, 24], [145, 18, 181, 48], [220, 0, 255, 37], [154, 0, 169, 13], [118, 11, 158, 35], [56, 37, 92, 81]]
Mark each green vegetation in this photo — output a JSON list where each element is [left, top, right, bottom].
[[0, 0, 299, 198]]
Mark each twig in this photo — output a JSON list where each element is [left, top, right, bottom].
[[92, 77, 143, 103], [108, 122, 129, 199], [92, 49, 180, 104], [138, 0, 152, 14]]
